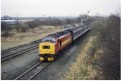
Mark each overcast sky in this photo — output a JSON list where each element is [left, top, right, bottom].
[[1, 0, 120, 17]]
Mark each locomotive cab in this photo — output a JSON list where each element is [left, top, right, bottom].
[[39, 37, 57, 61]]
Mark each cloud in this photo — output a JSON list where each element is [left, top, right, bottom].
[[1, 0, 120, 17]]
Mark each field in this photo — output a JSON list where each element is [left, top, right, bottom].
[[1, 25, 64, 50]]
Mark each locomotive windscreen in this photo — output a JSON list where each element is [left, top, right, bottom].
[[42, 37, 56, 42]]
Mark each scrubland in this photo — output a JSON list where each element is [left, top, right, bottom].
[[1, 25, 63, 50]]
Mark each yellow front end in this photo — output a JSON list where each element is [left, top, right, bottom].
[[39, 42, 55, 61]]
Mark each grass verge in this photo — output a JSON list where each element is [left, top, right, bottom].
[[64, 35, 98, 80]]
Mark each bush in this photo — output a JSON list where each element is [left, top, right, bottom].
[[19, 23, 29, 32], [26, 19, 41, 29], [1, 31, 13, 37], [90, 15, 120, 79], [1, 22, 12, 31], [95, 15, 120, 79]]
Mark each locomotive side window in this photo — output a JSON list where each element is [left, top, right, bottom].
[[43, 46, 50, 49]]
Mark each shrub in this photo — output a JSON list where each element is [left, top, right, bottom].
[[19, 23, 29, 32], [1, 22, 12, 31], [95, 15, 120, 79], [1, 31, 13, 37]]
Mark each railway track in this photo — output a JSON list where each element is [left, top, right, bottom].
[[1, 39, 41, 62], [15, 61, 50, 80]]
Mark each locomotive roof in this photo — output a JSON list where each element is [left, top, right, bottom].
[[42, 30, 70, 42], [54, 30, 70, 37]]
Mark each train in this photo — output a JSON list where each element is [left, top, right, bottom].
[[39, 24, 91, 61]]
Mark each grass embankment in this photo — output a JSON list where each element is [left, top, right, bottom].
[[64, 15, 120, 80], [64, 35, 99, 80], [1, 26, 64, 50]]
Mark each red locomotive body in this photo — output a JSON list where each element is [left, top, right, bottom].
[[56, 32, 72, 52]]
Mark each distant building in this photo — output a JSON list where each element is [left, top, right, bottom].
[[1, 15, 12, 20], [1, 20, 21, 25], [1, 15, 33, 25]]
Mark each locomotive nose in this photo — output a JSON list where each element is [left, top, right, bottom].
[[39, 42, 55, 54], [39, 42, 56, 61]]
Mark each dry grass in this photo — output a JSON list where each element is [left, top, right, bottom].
[[1, 25, 64, 50], [64, 36, 98, 80]]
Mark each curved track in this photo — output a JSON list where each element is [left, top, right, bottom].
[[1, 39, 41, 53], [15, 61, 50, 80], [1, 39, 41, 62]]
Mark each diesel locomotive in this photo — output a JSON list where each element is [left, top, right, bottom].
[[39, 24, 91, 61]]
